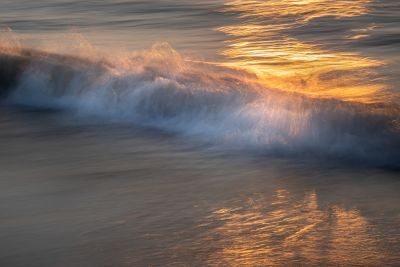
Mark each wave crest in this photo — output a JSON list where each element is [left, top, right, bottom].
[[0, 41, 399, 166]]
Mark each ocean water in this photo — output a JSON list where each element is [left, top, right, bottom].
[[0, 0, 399, 266]]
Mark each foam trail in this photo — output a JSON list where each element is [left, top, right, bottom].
[[0, 42, 399, 166]]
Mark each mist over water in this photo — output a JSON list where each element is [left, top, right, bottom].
[[0, 0, 400, 266], [0, 42, 399, 166]]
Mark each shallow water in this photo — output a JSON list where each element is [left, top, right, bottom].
[[0, 0, 400, 266], [0, 108, 399, 266]]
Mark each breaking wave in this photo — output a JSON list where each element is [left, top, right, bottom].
[[0, 41, 399, 167]]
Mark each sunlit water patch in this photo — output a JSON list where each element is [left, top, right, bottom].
[[198, 191, 386, 266], [217, 0, 396, 103]]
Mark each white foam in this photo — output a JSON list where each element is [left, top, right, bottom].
[[3, 43, 400, 165]]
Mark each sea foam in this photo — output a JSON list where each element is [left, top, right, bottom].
[[0, 40, 399, 166]]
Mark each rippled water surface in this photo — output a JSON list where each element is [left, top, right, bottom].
[[0, 0, 399, 266], [2, 0, 400, 102], [1, 109, 399, 266]]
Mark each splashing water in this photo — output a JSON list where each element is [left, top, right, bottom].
[[0, 33, 399, 166]]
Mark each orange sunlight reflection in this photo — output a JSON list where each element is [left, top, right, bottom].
[[222, 0, 372, 23], [218, 0, 388, 103], [202, 190, 385, 266]]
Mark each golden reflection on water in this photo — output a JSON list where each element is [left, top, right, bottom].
[[222, 0, 372, 23], [202, 190, 385, 266], [218, 0, 387, 103]]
